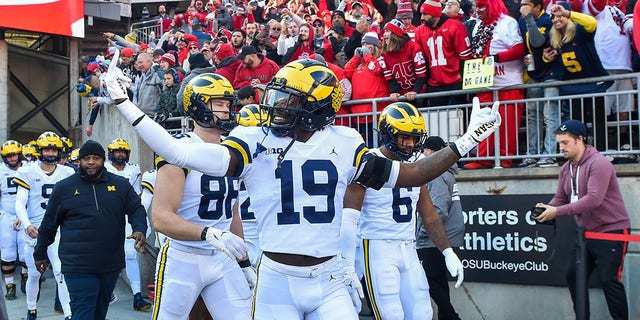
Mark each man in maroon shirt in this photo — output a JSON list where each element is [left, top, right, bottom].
[[534, 120, 630, 320]]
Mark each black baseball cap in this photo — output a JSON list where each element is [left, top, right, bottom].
[[236, 45, 258, 60], [424, 136, 447, 151]]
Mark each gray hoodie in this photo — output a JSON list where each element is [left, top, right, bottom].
[[416, 164, 465, 248]]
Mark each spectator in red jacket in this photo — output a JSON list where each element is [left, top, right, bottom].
[[283, 23, 315, 64], [233, 45, 280, 88], [344, 32, 390, 146], [213, 43, 241, 84]]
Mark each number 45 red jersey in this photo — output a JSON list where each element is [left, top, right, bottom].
[[414, 16, 472, 87], [379, 40, 427, 94]]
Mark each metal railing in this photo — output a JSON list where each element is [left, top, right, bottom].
[[336, 72, 640, 167], [161, 73, 640, 166], [130, 18, 164, 46]]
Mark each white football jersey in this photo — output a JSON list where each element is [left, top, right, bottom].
[[105, 161, 142, 194], [13, 162, 75, 226], [0, 163, 20, 215], [238, 180, 258, 241], [141, 169, 156, 194], [222, 125, 368, 258], [359, 148, 421, 241], [168, 133, 239, 250]]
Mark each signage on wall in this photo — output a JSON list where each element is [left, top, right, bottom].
[[0, 0, 84, 38], [457, 194, 578, 286]]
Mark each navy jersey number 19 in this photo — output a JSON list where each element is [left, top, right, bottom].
[[275, 159, 338, 225]]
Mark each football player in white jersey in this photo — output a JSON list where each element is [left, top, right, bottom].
[[236, 104, 271, 267], [342, 103, 464, 319], [0, 140, 27, 300], [150, 73, 253, 319], [103, 138, 151, 311], [14, 132, 75, 320], [141, 169, 167, 248], [104, 51, 501, 319]]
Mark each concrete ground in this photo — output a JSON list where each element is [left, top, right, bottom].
[[4, 270, 150, 320], [3, 270, 375, 319]]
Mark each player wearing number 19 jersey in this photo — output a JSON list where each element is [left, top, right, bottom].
[[108, 56, 500, 319], [14, 132, 74, 319]]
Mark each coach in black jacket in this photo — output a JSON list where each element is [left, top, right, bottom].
[[34, 140, 147, 320]]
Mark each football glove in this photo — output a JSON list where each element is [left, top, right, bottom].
[[104, 48, 132, 101], [205, 227, 248, 261], [442, 248, 464, 288], [343, 270, 364, 313], [453, 97, 501, 157], [242, 266, 257, 291]]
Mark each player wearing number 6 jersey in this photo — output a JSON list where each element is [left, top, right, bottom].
[[14, 132, 74, 320], [150, 73, 253, 320], [342, 103, 464, 320], [104, 52, 501, 319]]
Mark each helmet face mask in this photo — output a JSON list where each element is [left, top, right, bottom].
[[183, 73, 238, 131], [108, 139, 131, 165], [378, 102, 427, 161], [263, 59, 342, 137], [36, 132, 63, 164]]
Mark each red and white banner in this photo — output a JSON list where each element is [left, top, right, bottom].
[[0, 0, 84, 38]]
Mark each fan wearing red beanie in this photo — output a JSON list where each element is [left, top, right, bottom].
[[380, 19, 426, 102]]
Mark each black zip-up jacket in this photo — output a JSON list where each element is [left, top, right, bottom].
[[34, 169, 147, 274]]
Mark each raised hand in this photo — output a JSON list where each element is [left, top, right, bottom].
[[453, 97, 501, 157]]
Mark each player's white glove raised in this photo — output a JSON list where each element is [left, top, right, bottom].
[[442, 248, 464, 288], [343, 270, 364, 313], [242, 265, 257, 291], [103, 48, 132, 101], [205, 227, 248, 260], [453, 97, 501, 157]]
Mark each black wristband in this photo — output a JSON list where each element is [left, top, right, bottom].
[[238, 259, 251, 268], [449, 143, 462, 158], [200, 227, 209, 241]]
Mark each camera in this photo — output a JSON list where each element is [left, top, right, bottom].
[[531, 206, 554, 225]]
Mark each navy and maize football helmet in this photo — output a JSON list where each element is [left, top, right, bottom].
[[108, 138, 131, 165], [22, 144, 39, 162], [183, 73, 237, 131], [69, 148, 80, 162], [262, 59, 342, 137], [237, 104, 270, 127], [60, 137, 73, 158], [378, 102, 427, 161], [1, 140, 22, 168], [36, 132, 63, 164]]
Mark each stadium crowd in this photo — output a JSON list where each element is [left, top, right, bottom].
[[75, 0, 638, 169]]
